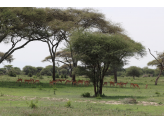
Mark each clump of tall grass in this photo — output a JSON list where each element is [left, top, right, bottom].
[[26, 100, 38, 109], [81, 92, 90, 97], [65, 101, 71, 108]]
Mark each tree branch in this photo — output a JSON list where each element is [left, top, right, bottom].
[[148, 48, 162, 66]]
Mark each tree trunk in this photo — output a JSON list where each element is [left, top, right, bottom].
[[69, 69, 72, 77], [94, 83, 97, 97], [133, 76, 135, 79], [52, 60, 56, 81], [99, 77, 103, 95], [72, 62, 77, 82], [114, 70, 117, 83], [155, 68, 163, 85]]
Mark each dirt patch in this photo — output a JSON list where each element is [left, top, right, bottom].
[[4, 95, 69, 102], [76, 100, 159, 106]]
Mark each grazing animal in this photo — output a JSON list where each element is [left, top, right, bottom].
[[49, 80, 57, 85], [65, 80, 72, 84], [16, 78, 22, 83], [24, 79, 31, 84], [35, 80, 40, 83], [122, 82, 128, 87], [78, 80, 84, 85], [109, 81, 115, 86], [133, 84, 140, 89], [84, 81, 90, 86], [116, 82, 123, 87], [103, 82, 108, 86], [130, 83, 134, 87], [72, 81, 77, 86], [145, 84, 148, 89]]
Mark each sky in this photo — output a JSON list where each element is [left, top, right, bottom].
[[0, 1, 164, 70]]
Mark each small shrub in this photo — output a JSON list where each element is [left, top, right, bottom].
[[28, 73, 32, 77], [96, 94, 102, 99], [81, 92, 90, 97], [158, 102, 163, 105], [55, 73, 59, 78], [53, 87, 57, 95], [65, 101, 71, 108], [8, 71, 16, 77], [64, 74, 67, 79], [155, 92, 160, 94], [36, 73, 40, 77], [0, 92, 4, 96], [39, 75, 44, 79], [155, 92, 160, 96], [26, 100, 38, 109], [33, 76, 36, 79], [38, 85, 42, 90], [61, 74, 64, 78], [100, 93, 106, 97], [110, 75, 114, 79]]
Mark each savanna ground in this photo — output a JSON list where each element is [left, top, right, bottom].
[[0, 75, 164, 116]]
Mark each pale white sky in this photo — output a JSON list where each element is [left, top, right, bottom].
[[0, 1, 164, 70]]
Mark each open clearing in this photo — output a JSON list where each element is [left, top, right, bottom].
[[0, 75, 164, 116]]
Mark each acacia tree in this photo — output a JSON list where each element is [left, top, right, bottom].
[[71, 31, 132, 96], [0, 7, 52, 64], [42, 8, 124, 81], [147, 49, 164, 85], [126, 66, 143, 79]]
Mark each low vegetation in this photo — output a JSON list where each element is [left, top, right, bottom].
[[0, 75, 164, 115]]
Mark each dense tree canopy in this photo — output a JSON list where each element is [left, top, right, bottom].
[[126, 66, 143, 79], [71, 30, 134, 96]]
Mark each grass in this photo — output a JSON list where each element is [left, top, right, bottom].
[[0, 75, 164, 115]]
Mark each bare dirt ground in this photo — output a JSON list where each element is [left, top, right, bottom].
[[5, 94, 159, 106]]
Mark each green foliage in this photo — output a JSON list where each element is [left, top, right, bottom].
[[28, 73, 32, 77], [13, 67, 22, 75], [8, 71, 16, 77], [65, 101, 71, 108], [110, 75, 114, 79], [55, 73, 59, 78], [23, 66, 37, 75], [64, 74, 67, 79], [39, 75, 44, 79], [60, 69, 67, 75], [155, 92, 160, 96], [0, 92, 4, 96], [126, 66, 143, 79], [38, 85, 42, 90], [0, 68, 6, 75], [96, 95, 102, 99], [81, 92, 90, 97], [60, 74, 63, 78], [33, 76, 37, 79], [40, 67, 52, 76], [27, 100, 38, 109]]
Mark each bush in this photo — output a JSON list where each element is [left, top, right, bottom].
[[26, 100, 38, 109], [61, 74, 63, 78], [33, 76, 37, 79], [81, 92, 90, 97], [96, 94, 102, 99], [39, 75, 44, 79], [8, 71, 16, 77], [65, 101, 71, 108], [36, 73, 40, 77], [55, 73, 59, 78], [28, 73, 32, 77]]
